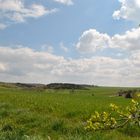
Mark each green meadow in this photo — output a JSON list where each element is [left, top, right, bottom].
[[0, 85, 140, 140]]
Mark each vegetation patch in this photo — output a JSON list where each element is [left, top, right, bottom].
[[0, 85, 140, 139]]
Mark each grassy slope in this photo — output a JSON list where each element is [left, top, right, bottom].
[[0, 86, 140, 140]]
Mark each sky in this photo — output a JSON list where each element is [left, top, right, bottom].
[[0, 0, 140, 86]]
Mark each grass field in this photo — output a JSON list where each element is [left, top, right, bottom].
[[0, 85, 140, 140]]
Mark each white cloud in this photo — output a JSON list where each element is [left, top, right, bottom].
[[0, 63, 7, 72], [112, 28, 140, 50], [1, 0, 140, 86], [74, 25, 140, 86], [0, 45, 140, 86], [0, 0, 57, 27], [113, 0, 140, 22], [60, 42, 69, 52], [76, 29, 110, 53], [0, 23, 7, 30], [76, 27, 140, 53], [54, 0, 73, 5], [41, 44, 54, 53]]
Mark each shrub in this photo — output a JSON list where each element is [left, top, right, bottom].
[[85, 99, 140, 131]]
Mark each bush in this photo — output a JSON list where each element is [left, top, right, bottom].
[[85, 99, 140, 131]]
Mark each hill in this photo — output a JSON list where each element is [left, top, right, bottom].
[[0, 82, 96, 90]]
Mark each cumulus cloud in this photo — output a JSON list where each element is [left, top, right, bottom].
[[0, 46, 140, 86], [112, 28, 140, 50], [76, 27, 140, 53], [41, 44, 54, 53], [1, 0, 140, 86], [76, 0, 140, 53], [0, 63, 7, 72], [54, 0, 73, 5], [0, 23, 7, 30], [60, 42, 69, 52], [113, 0, 140, 22], [0, 0, 57, 27], [76, 29, 110, 53]]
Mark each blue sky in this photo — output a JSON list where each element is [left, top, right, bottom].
[[0, 0, 134, 51], [0, 0, 140, 86]]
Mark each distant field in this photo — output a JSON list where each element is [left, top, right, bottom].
[[0, 86, 140, 140]]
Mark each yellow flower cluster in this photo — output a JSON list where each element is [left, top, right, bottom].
[[137, 94, 140, 97], [85, 111, 117, 131], [110, 103, 119, 111], [85, 99, 140, 131]]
